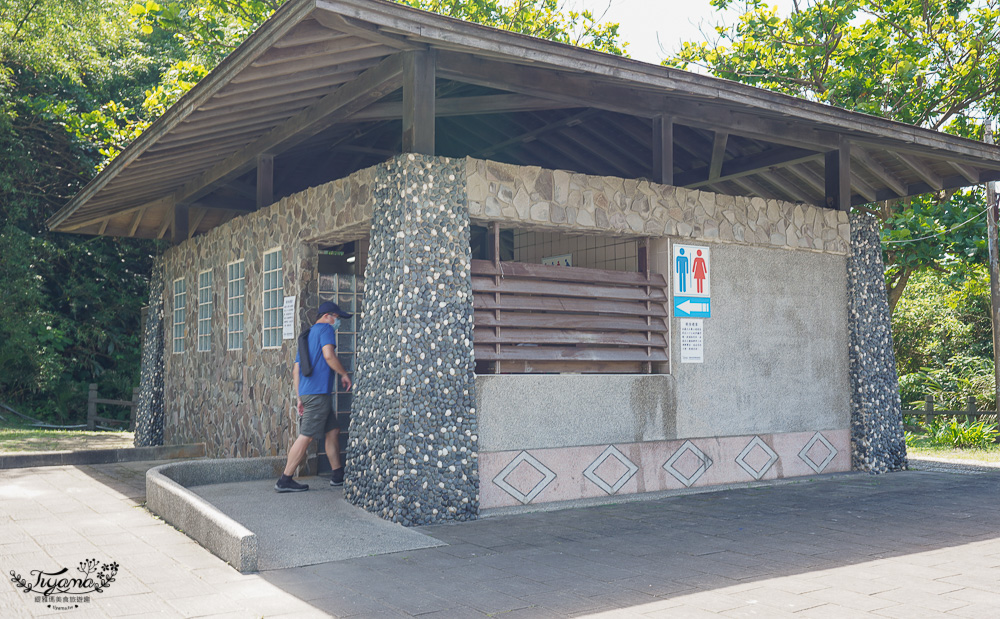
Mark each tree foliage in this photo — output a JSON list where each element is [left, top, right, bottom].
[[0, 0, 624, 421], [669, 0, 1000, 310]]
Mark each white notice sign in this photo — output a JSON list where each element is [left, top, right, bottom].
[[282, 296, 296, 340], [680, 318, 704, 364]]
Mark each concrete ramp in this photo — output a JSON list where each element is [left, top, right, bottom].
[[191, 478, 444, 570]]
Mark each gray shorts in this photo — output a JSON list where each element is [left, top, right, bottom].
[[299, 394, 347, 439]]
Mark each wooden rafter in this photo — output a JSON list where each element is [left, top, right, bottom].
[[890, 151, 943, 191], [947, 160, 979, 185], [351, 94, 571, 121], [708, 132, 728, 181], [187, 208, 208, 239], [676, 146, 822, 188], [851, 148, 907, 197], [175, 53, 405, 205], [473, 109, 595, 158], [759, 170, 812, 203]]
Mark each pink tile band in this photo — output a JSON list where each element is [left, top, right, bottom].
[[480, 429, 850, 509]]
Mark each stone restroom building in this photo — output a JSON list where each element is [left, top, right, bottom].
[[50, 0, 1000, 525]]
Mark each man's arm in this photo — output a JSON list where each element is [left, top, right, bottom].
[[293, 362, 303, 414], [321, 344, 352, 391]]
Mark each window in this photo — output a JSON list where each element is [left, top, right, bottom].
[[197, 270, 212, 352], [172, 278, 186, 354], [262, 248, 283, 349], [227, 260, 245, 351]]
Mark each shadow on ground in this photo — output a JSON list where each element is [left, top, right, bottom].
[[258, 467, 1000, 617]]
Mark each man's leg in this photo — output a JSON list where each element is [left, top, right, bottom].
[[324, 429, 341, 470], [283, 434, 314, 477]]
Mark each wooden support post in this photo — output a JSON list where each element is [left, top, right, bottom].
[[966, 396, 977, 424], [130, 388, 139, 432], [256, 153, 274, 208], [402, 50, 435, 155], [924, 395, 934, 426], [825, 138, 852, 211], [651, 115, 673, 185], [172, 204, 189, 244], [87, 383, 98, 431], [985, 121, 1000, 414]]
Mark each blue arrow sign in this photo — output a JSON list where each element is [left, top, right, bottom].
[[674, 296, 711, 318]]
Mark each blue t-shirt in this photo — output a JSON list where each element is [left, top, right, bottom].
[[295, 323, 337, 395]]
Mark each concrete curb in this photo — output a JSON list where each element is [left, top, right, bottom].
[[0, 443, 206, 469], [146, 456, 286, 573]]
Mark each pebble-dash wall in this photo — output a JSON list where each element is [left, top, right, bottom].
[[847, 213, 907, 473], [344, 154, 480, 525], [134, 257, 165, 447]]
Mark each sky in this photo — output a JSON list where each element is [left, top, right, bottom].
[[566, 0, 799, 65]]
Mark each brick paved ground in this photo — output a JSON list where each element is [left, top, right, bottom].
[[3, 460, 1000, 617]]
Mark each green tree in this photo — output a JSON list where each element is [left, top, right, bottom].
[[669, 0, 1000, 311]]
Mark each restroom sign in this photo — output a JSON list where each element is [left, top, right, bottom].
[[673, 244, 711, 318]]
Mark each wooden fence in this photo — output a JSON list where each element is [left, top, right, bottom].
[[904, 395, 996, 425], [87, 384, 138, 431], [471, 259, 669, 374]]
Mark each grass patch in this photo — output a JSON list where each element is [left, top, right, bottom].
[[906, 433, 1000, 464], [0, 419, 133, 453]]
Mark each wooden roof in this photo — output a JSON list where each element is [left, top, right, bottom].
[[48, 0, 1000, 240]]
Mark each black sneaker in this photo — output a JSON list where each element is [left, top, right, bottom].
[[274, 478, 309, 493], [330, 468, 344, 487]]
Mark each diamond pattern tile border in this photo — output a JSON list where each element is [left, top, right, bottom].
[[663, 440, 713, 487], [583, 445, 639, 495], [492, 451, 556, 504], [735, 436, 779, 480], [798, 432, 838, 473]]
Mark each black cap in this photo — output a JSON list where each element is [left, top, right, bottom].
[[317, 301, 351, 318]]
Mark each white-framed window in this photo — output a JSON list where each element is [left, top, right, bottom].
[[227, 260, 245, 351], [262, 248, 283, 349], [172, 277, 186, 354], [197, 270, 212, 352]]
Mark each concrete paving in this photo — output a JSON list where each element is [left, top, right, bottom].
[[191, 480, 444, 570], [2, 458, 1000, 617]]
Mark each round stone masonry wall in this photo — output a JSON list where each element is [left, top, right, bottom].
[[847, 212, 906, 473], [345, 154, 480, 526], [135, 255, 165, 447]]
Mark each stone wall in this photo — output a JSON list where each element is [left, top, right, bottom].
[[466, 158, 851, 255], [344, 154, 480, 525], [159, 167, 376, 458], [847, 213, 907, 473], [134, 256, 165, 447]]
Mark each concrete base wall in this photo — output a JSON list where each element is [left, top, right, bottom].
[[477, 375, 677, 451], [667, 243, 851, 438]]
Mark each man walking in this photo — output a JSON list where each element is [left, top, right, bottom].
[[275, 301, 353, 492]]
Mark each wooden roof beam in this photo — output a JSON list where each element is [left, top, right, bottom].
[[758, 170, 814, 204], [785, 164, 826, 196], [188, 208, 208, 239], [709, 132, 728, 181], [472, 109, 596, 158], [851, 148, 907, 197], [312, 10, 422, 51], [352, 94, 572, 120], [175, 52, 405, 205], [676, 145, 823, 188], [947, 160, 980, 185], [890, 151, 944, 191]]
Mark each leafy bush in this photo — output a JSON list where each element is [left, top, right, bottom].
[[924, 417, 999, 449]]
